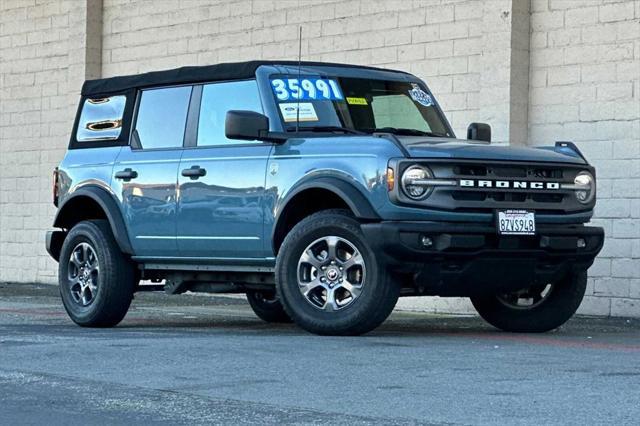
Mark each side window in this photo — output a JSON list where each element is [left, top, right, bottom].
[[134, 86, 192, 149], [197, 80, 263, 146], [76, 95, 126, 142]]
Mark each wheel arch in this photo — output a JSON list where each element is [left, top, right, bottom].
[[53, 186, 134, 256], [271, 177, 380, 254]]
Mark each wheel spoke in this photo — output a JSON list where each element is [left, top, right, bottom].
[[67, 260, 81, 281], [81, 286, 91, 305], [341, 251, 363, 270], [326, 236, 339, 260], [70, 281, 81, 293], [70, 287, 81, 303], [81, 243, 89, 263], [70, 250, 83, 269], [518, 297, 532, 307], [323, 288, 339, 312], [87, 246, 99, 273], [300, 278, 323, 297], [339, 280, 362, 299], [300, 249, 322, 269]]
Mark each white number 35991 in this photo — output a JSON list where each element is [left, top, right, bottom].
[[271, 77, 343, 101]]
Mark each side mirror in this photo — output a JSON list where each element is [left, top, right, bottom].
[[467, 122, 491, 142], [225, 110, 269, 141]]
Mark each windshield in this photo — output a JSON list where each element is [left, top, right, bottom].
[[270, 75, 452, 137]]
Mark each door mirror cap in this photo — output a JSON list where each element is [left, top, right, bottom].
[[225, 110, 270, 141], [467, 122, 491, 142]]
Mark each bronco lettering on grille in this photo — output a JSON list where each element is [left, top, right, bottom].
[[459, 179, 560, 190]]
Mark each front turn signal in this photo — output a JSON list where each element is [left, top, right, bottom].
[[386, 167, 395, 191]]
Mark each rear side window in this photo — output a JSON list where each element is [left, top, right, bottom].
[[134, 86, 192, 149], [197, 80, 263, 146], [76, 95, 126, 142]]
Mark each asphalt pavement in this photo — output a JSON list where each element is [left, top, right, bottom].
[[0, 283, 639, 425]]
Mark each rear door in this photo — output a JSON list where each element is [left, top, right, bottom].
[[112, 85, 193, 257], [176, 80, 272, 260]]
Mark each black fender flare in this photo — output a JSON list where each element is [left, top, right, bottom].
[[53, 186, 134, 255], [272, 177, 380, 248]]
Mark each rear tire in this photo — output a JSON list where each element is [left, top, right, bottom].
[[246, 290, 292, 323], [470, 271, 587, 333], [276, 209, 399, 336], [58, 220, 136, 327]]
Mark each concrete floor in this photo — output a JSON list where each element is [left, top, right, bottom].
[[0, 283, 639, 425]]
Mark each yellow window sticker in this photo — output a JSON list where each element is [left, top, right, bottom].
[[346, 97, 368, 106]]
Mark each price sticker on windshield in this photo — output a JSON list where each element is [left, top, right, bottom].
[[271, 78, 343, 101]]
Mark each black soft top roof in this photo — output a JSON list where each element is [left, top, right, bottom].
[[81, 60, 409, 96]]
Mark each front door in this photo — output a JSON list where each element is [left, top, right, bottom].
[[177, 80, 271, 260], [113, 85, 192, 257]]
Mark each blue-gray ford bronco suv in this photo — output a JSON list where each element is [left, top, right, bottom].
[[47, 60, 604, 335]]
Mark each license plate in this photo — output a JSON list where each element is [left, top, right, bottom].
[[497, 210, 536, 236]]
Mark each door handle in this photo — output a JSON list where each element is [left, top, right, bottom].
[[115, 168, 138, 181], [181, 165, 207, 180]]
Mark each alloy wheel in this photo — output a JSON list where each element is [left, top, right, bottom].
[[297, 236, 366, 311], [67, 242, 100, 306]]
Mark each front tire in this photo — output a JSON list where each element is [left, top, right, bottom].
[[246, 290, 292, 323], [276, 209, 399, 336], [58, 220, 136, 327], [470, 271, 587, 333]]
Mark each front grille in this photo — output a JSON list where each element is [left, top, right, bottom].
[[394, 160, 595, 214], [447, 164, 566, 207]]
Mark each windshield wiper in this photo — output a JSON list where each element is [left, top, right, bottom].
[[287, 126, 366, 135], [369, 127, 449, 137]]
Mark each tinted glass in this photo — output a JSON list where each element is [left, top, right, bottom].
[[197, 80, 263, 146], [135, 86, 192, 149], [371, 94, 432, 132], [76, 95, 126, 142]]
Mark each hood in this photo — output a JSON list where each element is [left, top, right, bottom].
[[399, 137, 587, 165]]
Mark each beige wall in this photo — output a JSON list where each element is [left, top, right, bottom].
[[528, 0, 640, 316], [0, 0, 97, 283], [1, 0, 639, 316]]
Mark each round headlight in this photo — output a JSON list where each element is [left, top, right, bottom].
[[574, 171, 595, 204], [401, 165, 433, 200]]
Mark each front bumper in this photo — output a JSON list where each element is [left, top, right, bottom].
[[361, 221, 604, 297]]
